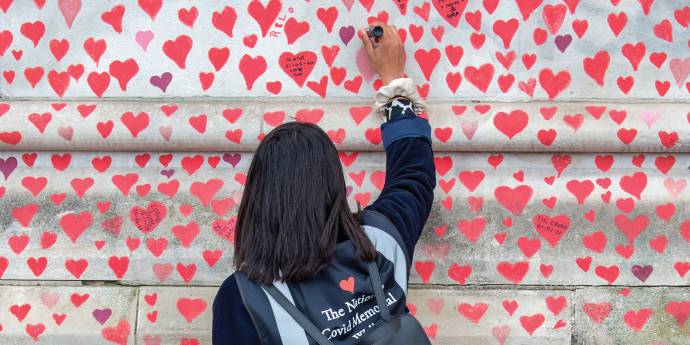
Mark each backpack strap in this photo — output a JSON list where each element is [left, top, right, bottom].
[[263, 285, 334, 345], [367, 260, 391, 321], [235, 272, 285, 345]]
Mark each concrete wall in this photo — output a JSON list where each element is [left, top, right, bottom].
[[0, 1, 689, 344]]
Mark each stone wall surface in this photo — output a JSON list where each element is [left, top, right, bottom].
[[0, 0, 689, 344]]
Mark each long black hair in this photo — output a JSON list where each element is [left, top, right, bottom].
[[233, 121, 377, 285]]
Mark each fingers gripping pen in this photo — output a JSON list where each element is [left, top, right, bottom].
[[365, 25, 384, 48]]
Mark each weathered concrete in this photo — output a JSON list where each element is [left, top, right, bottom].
[[407, 288, 573, 344], [1, 1, 687, 100], [134, 286, 573, 345], [573, 287, 690, 344], [0, 285, 137, 344], [1, 100, 689, 152], [136, 286, 215, 345], [1, 0, 689, 343], [1, 151, 689, 286]]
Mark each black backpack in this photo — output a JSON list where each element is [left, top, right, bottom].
[[262, 260, 432, 345]]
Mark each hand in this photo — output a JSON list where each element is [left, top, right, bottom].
[[358, 22, 406, 86]]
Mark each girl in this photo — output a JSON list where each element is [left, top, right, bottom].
[[212, 23, 436, 344]]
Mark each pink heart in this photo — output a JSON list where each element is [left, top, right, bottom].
[[136, 31, 154, 51], [640, 110, 660, 129], [341, 0, 355, 11], [58, 0, 81, 28], [58, 126, 73, 140], [159, 125, 172, 141], [491, 324, 510, 345], [461, 120, 478, 140], [669, 57, 690, 87], [40, 292, 60, 309], [664, 178, 686, 198], [356, 48, 377, 82]]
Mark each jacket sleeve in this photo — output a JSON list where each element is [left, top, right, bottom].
[[362, 105, 436, 259], [212, 275, 260, 345]]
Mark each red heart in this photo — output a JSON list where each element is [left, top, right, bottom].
[[619, 172, 647, 199], [595, 265, 619, 284], [543, 4, 566, 34], [101, 5, 125, 33], [493, 19, 519, 49], [162, 35, 193, 69], [458, 170, 484, 192], [623, 308, 653, 331], [607, 12, 627, 37], [539, 69, 571, 99], [279, 51, 317, 87], [572, 19, 588, 38], [653, 19, 673, 42], [582, 303, 611, 324], [583, 231, 607, 253], [208, 47, 229, 72], [178, 6, 198, 27], [138, 0, 162, 20], [414, 261, 435, 283], [496, 261, 529, 283], [100, 319, 130, 345], [87, 71, 110, 97], [212, 6, 237, 38], [457, 217, 486, 244], [316, 6, 338, 33], [248, 0, 282, 37], [339, 276, 355, 293], [237, 54, 267, 91], [493, 110, 528, 139], [464, 63, 494, 93], [20, 21, 45, 47], [59, 211, 93, 243], [284, 17, 310, 44], [447, 263, 471, 284], [517, 236, 540, 257], [176, 298, 207, 323], [532, 214, 571, 248], [615, 214, 649, 244], [457, 303, 488, 324], [583, 51, 610, 86], [130, 201, 167, 234], [109, 58, 139, 91], [414, 48, 441, 81], [515, 0, 542, 20]]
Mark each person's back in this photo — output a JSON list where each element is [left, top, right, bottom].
[[212, 23, 436, 345]]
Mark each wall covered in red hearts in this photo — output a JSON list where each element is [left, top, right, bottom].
[[0, 0, 689, 344]]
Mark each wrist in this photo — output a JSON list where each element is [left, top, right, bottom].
[[372, 78, 427, 121], [380, 73, 405, 86]]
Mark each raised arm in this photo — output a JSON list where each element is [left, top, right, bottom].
[[357, 23, 437, 258]]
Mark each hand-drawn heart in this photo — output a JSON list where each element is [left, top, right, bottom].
[[279, 51, 317, 87], [493, 110, 528, 139], [532, 214, 570, 248], [494, 185, 533, 215], [176, 298, 207, 323], [457, 217, 486, 244], [59, 211, 93, 243], [582, 303, 612, 324], [457, 303, 488, 324], [129, 201, 167, 234], [431, 0, 468, 27]]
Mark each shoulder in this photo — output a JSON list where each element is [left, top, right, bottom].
[[213, 274, 244, 316], [213, 274, 261, 344], [216, 274, 240, 299]]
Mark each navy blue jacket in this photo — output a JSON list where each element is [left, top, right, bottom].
[[212, 103, 435, 344]]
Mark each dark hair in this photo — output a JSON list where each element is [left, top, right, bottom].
[[234, 121, 376, 285]]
